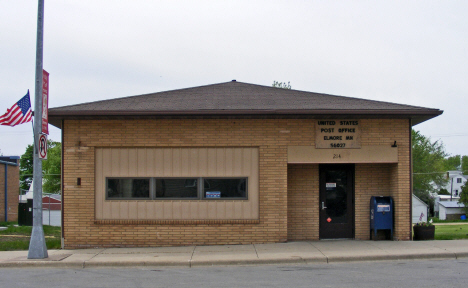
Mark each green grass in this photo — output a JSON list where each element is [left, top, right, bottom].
[[435, 225, 468, 240], [0, 222, 61, 251], [429, 217, 468, 223]]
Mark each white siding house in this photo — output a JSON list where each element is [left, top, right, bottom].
[[443, 171, 467, 198], [439, 201, 466, 220], [412, 194, 428, 224]]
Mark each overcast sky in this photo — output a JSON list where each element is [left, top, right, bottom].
[[1, 0, 467, 157]]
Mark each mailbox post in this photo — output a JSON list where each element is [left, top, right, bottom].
[[370, 196, 393, 240]]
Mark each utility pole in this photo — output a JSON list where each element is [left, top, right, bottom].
[[28, 0, 48, 259]]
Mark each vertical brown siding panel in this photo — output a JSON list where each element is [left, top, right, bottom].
[[111, 149, 120, 176], [198, 148, 208, 176], [128, 201, 138, 219], [137, 149, 146, 176], [120, 201, 129, 219], [163, 149, 172, 177], [207, 202, 217, 219], [154, 201, 163, 219], [181, 202, 191, 219], [172, 148, 181, 176], [137, 202, 146, 219], [180, 149, 190, 176], [216, 148, 225, 176], [111, 202, 120, 219], [163, 201, 172, 220], [225, 148, 233, 176], [225, 201, 234, 219], [146, 149, 155, 176], [189, 149, 198, 177], [173, 201, 182, 219], [207, 149, 217, 176], [128, 149, 137, 176], [199, 201, 208, 219], [233, 148, 242, 176], [155, 149, 164, 176]]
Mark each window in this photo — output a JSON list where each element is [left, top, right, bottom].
[[106, 177, 248, 200], [107, 178, 150, 199], [156, 178, 198, 199], [457, 178, 462, 183], [203, 178, 247, 199]]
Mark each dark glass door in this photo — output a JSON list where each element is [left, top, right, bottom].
[[319, 164, 354, 239]]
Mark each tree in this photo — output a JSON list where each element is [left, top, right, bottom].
[[19, 140, 61, 194], [272, 81, 291, 89], [412, 130, 448, 214], [458, 184, 468, 215], [42, 141, 61, 193], [462, 155, 468, 174], [438, 188, 450, 195], [19, 144, 34, 192], [444, 155, 461, 171], [443, 155, 468, 173]]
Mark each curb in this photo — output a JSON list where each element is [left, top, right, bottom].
[[1, 252, 467, 269]]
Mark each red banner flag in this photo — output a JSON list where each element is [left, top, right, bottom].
[[41, 69, 49, 134]]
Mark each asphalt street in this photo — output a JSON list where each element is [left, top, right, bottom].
[[1, 259, 467, 288]]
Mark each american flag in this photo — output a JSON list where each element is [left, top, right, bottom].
[[0, 91, 32, 126]]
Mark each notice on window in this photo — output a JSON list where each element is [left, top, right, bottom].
[[206, 191, 221, 198], [316, 120, 361, 149]]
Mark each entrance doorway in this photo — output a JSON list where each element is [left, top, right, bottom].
[[319, 164, 354, 239]]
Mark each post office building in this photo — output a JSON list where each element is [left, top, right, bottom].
[[48, 81, 442, 248]]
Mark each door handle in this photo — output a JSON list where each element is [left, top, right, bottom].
[[322, 202, 327, 210]]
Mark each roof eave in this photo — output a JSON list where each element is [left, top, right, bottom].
[[48, 109, 442, 129]]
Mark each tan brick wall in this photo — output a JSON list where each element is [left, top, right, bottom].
[[63, 118, 411, 248], [287, 164, 319, 240], [0, 163, 19, 222], [355, 163, 393, 240]]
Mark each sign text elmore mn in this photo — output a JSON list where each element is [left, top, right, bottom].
[[315, 120, 361, 149]]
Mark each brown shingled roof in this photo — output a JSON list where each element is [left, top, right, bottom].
[[48, 81, 442, 128]]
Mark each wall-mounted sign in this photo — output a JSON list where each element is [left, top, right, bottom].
[[316, 120, 361, 149], [38, 133, 48, 160]]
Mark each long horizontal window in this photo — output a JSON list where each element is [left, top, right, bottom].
[[106, 177, 248, 200], [156, 178, 198, 199], [107, 178, 150, 199]]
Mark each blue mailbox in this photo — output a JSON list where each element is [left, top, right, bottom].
[[370, 196, 393, 240]]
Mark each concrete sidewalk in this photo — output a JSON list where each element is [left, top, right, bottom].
[[1, 240, 468, 268]]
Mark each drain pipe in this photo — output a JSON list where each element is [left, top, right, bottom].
[[0, 159, 19, 222]]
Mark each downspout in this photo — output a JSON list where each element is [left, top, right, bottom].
[[4, 163, 6, 222], [61, 119, 65, 248], [409, 119, 413, 240]]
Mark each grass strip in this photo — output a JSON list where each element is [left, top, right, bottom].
[[435, 225, 468, 240], [0, 222, 61, 251]]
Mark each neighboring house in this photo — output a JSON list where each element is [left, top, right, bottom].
[[442, 171, 467, 198], [48, 80, 442, 248], [412, 194, 428, 224], [434, 195, 460, 218], [0, 156, 20, 222], [439, 201, 466, 220], [42, 194, 62, 210]]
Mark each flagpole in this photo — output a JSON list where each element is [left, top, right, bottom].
[[28, 0, 48, 259]]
